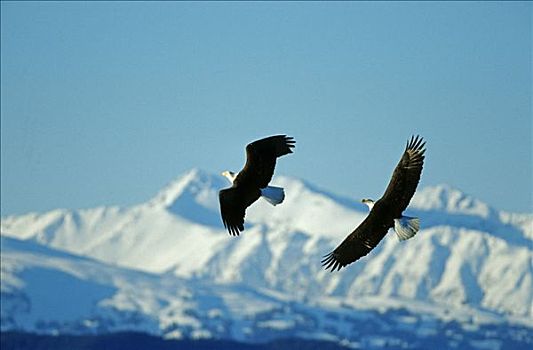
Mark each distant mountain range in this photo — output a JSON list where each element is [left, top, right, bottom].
[[1, 168, 532, 349]]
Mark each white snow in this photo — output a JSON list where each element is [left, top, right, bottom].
[[1, 168, 532, 343], [411, 184, 492, 218]]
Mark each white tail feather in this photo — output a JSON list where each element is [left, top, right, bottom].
[[261, 186, 285, 206], [394, 216, 420, 241]]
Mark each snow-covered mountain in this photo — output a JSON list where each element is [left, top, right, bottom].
[[1, 168, 532, 348]]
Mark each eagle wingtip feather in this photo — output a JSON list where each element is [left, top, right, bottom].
[[406, 135, 426, 153], [321, 252, 343, 272]]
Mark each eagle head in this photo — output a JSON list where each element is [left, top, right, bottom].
[[361, 198, 375, 210], [221, 170, 237, 183]]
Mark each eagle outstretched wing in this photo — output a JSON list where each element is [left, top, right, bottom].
[[321, 211, 389, 271], [219, 187, 248, 236], [237, 135, 295, 189], [380, 135, 426, 217]]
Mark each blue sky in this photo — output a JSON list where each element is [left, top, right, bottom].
[[1, 1, 531, 215]]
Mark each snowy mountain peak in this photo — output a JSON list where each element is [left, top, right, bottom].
[[411, 184, 492, 218], [150, 168, 226, 211]]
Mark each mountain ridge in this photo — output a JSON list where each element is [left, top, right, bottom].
[[1, 168, 532, 347]]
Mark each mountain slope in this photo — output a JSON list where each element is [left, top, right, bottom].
[[2, 236, 532, 349], [1, 168, 532, 344]]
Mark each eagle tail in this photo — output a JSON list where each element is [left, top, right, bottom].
[[261, 186, 285, 206], [394, 216, 420, 241]]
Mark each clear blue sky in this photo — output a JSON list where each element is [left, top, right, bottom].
[[1, 1, 531, 215]]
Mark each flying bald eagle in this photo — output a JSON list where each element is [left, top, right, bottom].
[[322, 135, 426, 272], [219, 135, 295, 235]]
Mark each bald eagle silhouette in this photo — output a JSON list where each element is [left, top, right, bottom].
[[322, 135, 426, 271], [219, 135, 295, 235]]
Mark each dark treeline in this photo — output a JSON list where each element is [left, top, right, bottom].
[[2, 330, 532, 350], [1, 332, 348, 350]]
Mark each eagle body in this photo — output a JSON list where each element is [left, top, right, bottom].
[[322, 135, 426, 271], [219, 135, 295, 235]]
